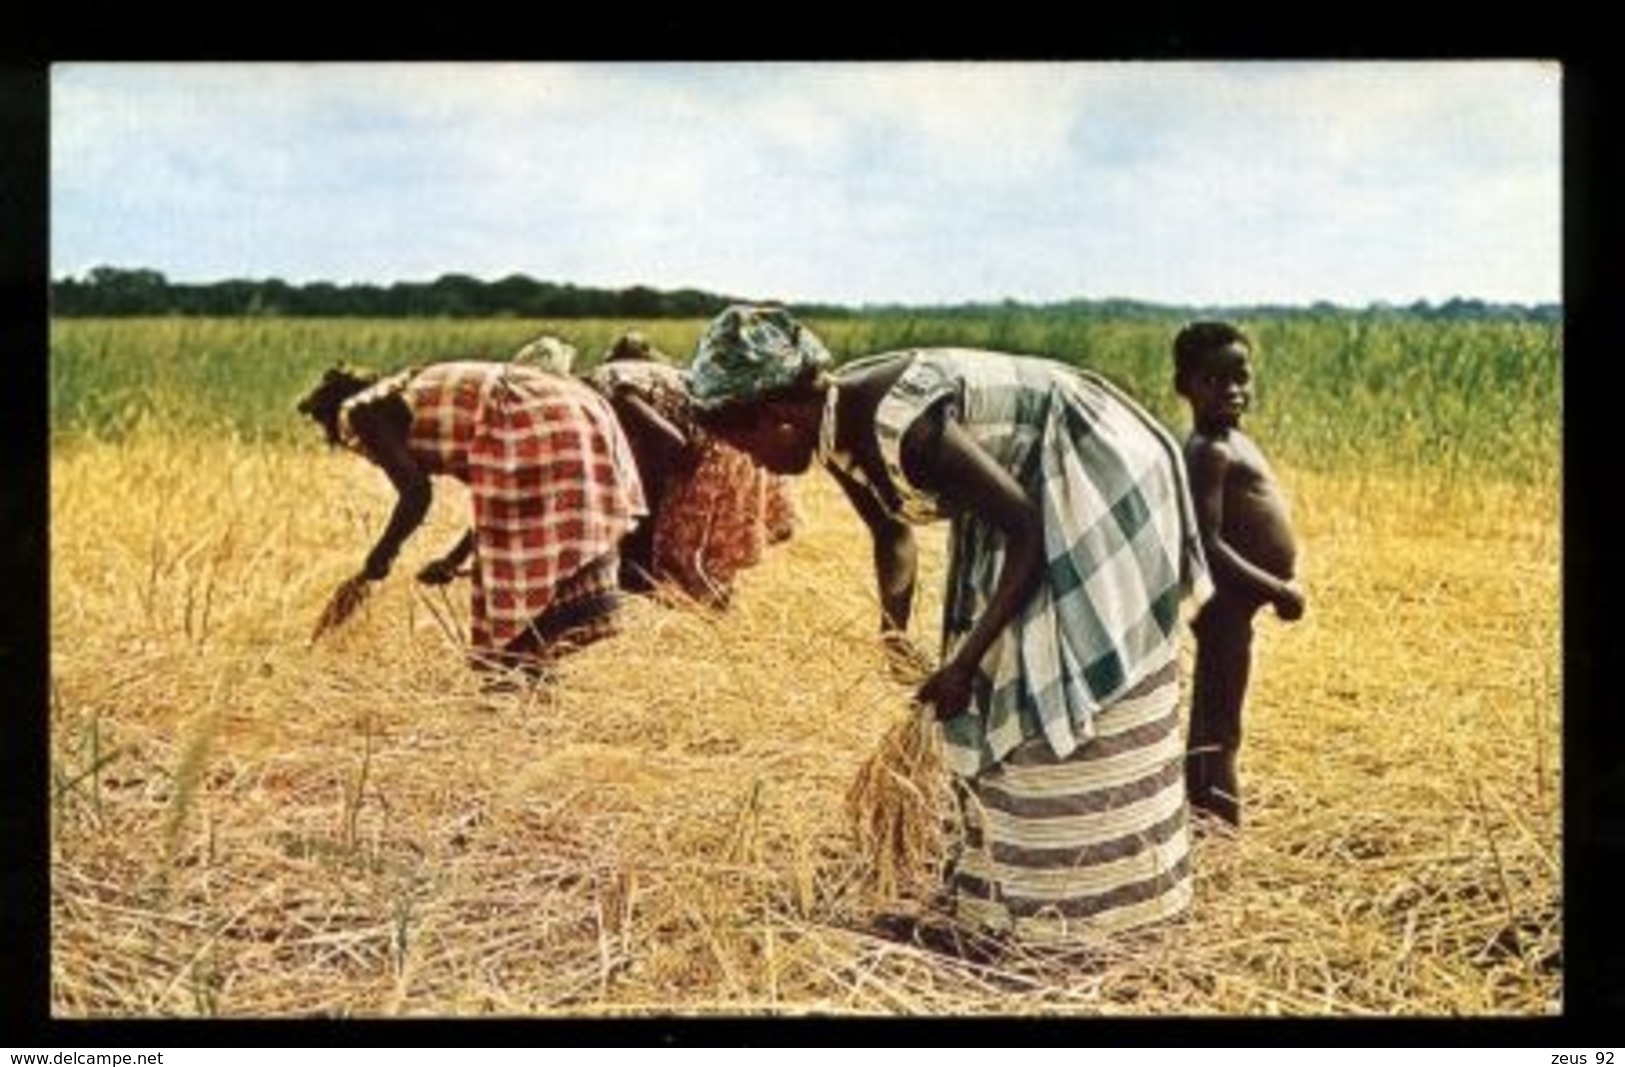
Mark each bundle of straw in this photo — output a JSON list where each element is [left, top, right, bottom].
[[844, 702, 952, 904], [310, 575, 372, 643], [880, 632, 937, 686]]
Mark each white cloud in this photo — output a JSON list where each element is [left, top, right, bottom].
[[49, 61, 1562, 305]]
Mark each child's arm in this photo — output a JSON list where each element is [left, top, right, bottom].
[[1188, 438, 1304, 618]]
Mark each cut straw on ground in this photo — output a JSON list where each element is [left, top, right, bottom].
[[49, 436, 1561, 1016]]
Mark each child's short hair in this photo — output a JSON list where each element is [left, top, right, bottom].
[[1174, 321, 1252, 388]]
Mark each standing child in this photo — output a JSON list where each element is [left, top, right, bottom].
[[1174, 322, 1305, 826]]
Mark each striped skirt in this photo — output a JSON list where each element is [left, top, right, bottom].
[[947, 657, 1191, 944]]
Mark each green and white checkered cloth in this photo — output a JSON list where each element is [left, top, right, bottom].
[[832, 349, 1212, 777]]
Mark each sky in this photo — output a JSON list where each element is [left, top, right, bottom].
[[49, 61, 1563, 308]]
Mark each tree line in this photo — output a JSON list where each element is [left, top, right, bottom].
[[50, 266, 1561, 323]]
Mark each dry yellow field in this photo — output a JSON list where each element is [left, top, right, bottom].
[[49, 431, 1561, 1016]]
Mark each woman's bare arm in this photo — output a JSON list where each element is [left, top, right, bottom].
[[827, 463, 918, 635], [614, 390, 690, 457], [347, 398, 431, 580], [418, 528, 474, 584]]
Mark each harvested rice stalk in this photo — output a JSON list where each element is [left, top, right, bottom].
[[311, 575, 372, 643], [845, 702, 951, 905], [880, 632, 937, 686]]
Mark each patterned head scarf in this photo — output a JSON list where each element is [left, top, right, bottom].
[[686, 305, 832, 411], [512, 334, 578, 375]]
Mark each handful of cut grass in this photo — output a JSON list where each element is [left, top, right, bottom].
[[311, 575, 372, 643], [845, 701, 952, 904]]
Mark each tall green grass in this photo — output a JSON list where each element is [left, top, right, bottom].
[[50, 313, 1560, 485]]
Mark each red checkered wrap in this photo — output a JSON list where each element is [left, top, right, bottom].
[[402, 362, 647, 651]]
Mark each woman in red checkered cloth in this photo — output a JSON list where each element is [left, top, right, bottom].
[[587, 331, 799, 606], [298, 360, 648, 672]]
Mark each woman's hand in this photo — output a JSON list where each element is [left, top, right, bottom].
[[348, 396, 431, 587], [916, 659, 977, 721], [416, 557, 462, 586]]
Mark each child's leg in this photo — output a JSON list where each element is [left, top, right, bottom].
[[1186, 597, 1254, 825]]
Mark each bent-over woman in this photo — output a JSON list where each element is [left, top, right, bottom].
[[297, 360, 647, 671], [686, 305, 1211, 950]]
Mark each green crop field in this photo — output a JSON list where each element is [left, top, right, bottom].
[[50, 314, 1559, 484]]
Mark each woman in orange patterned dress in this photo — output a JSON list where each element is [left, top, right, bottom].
[[587, 331, 798, 607]]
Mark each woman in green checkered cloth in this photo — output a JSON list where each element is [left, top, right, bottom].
[[688, 304, 1212, 954]]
